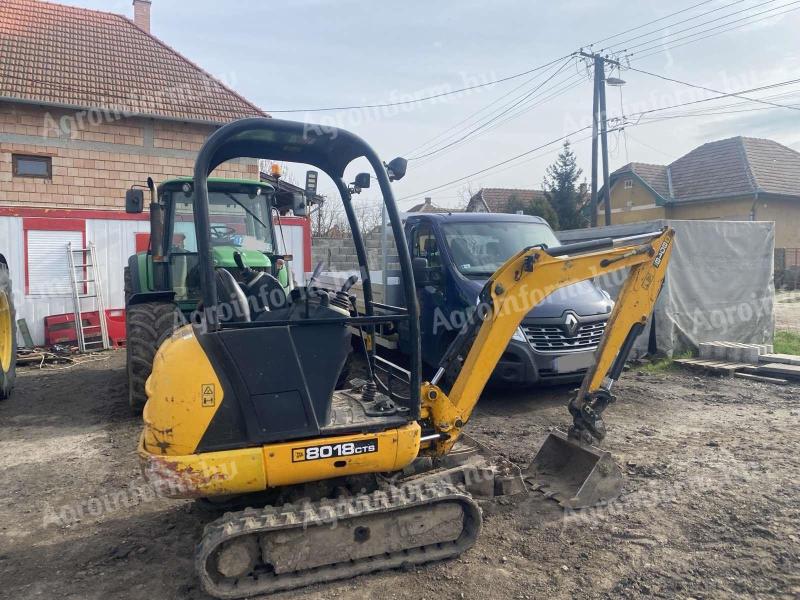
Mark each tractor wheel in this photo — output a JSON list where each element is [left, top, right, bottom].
[[123, 266, 133, 305], [126, 301, 183, 413], [0, 263, 17, 400]]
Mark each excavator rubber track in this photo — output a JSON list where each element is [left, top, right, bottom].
[[196, 479, 482, 599]]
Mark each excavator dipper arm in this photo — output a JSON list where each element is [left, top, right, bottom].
[[421, 227, 675, 456]]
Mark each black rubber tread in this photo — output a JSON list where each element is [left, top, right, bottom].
[[0, 264, 16, 400], [126, 301, 183, 412], [196, 478, 482, 598], [123, 266, 133, 306]]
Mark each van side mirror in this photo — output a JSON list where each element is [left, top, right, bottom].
[[412, 257, 430, 286], [126, 189, 144, 213]]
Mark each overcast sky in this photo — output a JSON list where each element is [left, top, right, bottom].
[[63, 0, 800, 209]]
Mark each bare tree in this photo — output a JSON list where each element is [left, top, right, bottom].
[[310, 197, 345, 237]]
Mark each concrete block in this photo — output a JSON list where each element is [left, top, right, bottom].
[[699, 342, 715, 359], [759, 353, 800, 366]]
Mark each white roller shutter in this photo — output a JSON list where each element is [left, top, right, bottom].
[[27, 230, 84, 296]]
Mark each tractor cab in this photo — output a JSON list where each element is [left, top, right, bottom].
[[125, 177, 295, 314]]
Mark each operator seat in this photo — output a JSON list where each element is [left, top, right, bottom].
[[241, 271, 288, 318], [215, 268, 251, 323]]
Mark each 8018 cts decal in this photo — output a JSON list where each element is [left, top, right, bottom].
[[292, 439, 378, 462]]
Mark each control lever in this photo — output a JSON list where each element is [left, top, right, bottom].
[[233, 251, 257, 282], [340, 274, 359, 293]]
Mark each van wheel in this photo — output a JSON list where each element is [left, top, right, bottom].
[[0, 263, 17, 400]]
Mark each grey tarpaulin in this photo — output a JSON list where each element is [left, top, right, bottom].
[[558, 220, 775, 358]]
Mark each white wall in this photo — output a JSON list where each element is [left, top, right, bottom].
[[0, 215, 308, 346]]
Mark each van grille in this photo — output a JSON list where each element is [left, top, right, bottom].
[[524, 320, 606, 352]]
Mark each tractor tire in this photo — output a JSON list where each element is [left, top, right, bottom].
[[126, 301, 183, 413], [123, 266, 133, 305], [0, 263, 17, 401]]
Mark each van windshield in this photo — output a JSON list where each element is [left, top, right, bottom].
[[441, 221, 560, 277]]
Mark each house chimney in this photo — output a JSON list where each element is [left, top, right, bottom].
[[133, 0, 152, 33], [424, 197, 432, 206]]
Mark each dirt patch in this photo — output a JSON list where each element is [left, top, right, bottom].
[[1, 351, 798, 599]]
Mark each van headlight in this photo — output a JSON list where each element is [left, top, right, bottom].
[[512, 326, 526, 342]]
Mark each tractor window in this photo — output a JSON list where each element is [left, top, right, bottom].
[[412, 224, 441, 267], [171, 191, 275, 255]]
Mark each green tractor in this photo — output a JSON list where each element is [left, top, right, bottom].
[[124, 177, 302, 412]]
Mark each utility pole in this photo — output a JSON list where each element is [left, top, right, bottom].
[[598, 59, 612, 227], [581, 51, 620, 227], [589, 55, 600, 227]]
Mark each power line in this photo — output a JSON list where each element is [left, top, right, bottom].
[[410, 72, 589, 167], [397, 125, 593, 202], [629, 1, 800, 60], [604, 0, 768, 52], [403, 1, 749, 162], [398, 76, 800, 204], [263, 55, 572, 113], [401, 61, 571, 158], [627, 66, 800, 112], [408, 58, 575, 160], [588, 0, 718, 48]]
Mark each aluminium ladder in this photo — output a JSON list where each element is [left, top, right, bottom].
[[67, 242, 110, 352]]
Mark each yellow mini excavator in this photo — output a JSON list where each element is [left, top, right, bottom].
[[138, 117, 674, 598]]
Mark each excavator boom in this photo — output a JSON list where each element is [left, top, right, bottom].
[[420, 228, 675, 505]]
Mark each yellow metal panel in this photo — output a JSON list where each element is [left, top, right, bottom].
[[142, 325, 224, 456], [138, 434, 266, 498], [262, 423, 421, 488], [139, 424, 421, 498]]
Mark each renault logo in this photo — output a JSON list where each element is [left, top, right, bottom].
[[564, 312, 580, 337]]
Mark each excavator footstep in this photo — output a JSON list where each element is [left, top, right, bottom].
[[524, 430, 623, 509]]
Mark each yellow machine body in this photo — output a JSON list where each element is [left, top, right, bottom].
[[139, 325, 421, 497], [139, 229, 674, 500]]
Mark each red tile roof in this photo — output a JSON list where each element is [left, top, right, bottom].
[[408, 197, 462, 213], [611, 162, 670, 199], [608, 137, 800, 204], [467, 187, 547, 213], [0, 0, 267, 124]]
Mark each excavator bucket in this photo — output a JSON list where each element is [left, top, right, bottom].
[[523, 430, 623, 509]]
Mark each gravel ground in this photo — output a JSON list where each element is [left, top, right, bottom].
[[1, 350, 798, 599]]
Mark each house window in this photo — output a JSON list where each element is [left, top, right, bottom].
[[624, 179, 633, 189], [12, 154, 52, 179]]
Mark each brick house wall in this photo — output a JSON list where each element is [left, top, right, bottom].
[[0, 102, 258, 211]]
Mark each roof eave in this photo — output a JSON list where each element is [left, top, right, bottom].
[[0, 95, 261, 127]]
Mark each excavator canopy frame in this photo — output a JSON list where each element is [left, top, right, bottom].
[[190, 117, 423, 416]]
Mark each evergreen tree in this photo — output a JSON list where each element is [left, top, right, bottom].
[[542, 141, 587, 230], [506, 194, 560, 229]]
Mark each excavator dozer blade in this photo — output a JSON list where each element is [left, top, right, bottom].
[[523, 430, 623, 509]]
